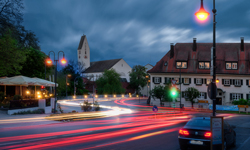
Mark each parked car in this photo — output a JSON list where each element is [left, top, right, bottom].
[[178, 117, 236, 150]]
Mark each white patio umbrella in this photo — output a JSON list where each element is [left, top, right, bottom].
[[32, 77, 58, 87]]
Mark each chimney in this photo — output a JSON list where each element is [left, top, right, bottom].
[[241, 37, 244, 51], [193, 38, 197, 51], [170, 43, 174, 59]]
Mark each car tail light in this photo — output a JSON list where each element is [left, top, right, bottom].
[[204, 132, 211, 137], [179, 129, 189, 135]]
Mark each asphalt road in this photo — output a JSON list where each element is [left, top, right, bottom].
[[0, 99, 249, 150]]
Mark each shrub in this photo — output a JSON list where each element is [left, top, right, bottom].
[[0, 92, 5, 102], [13, 95, 23, 100], [93, 101, 100, 111], [12, 108, 45, 115], [232, 98, 249, 105], [81, 100, 92, 112]]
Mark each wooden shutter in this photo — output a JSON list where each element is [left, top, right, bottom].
[[189, 78, 191, 84], [246, 94, 249, 100], [241, 94, 243, 99], [194, 78, 196, 84], [231, 79, 233, 85], [202, 79, 204, 84], [204, 79, 207, 85], [182, 78, 184, 84], [159, 77, 162, 83], [230, 93, 232, 100], [222, 79, 224, 85], [179, 78, 181, 84], [164, 77, 167, 84], [241, 80, 243, 86], [153, 77, 155, 83], [247, 80, 249, 86], [204, 93, 207, 99]]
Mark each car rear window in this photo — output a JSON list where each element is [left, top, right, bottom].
[[185, 119, 210, 127]]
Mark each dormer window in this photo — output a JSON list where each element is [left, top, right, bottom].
[[176, 62, 187, 69], [164, 62, 168, 66], [199, 62, 210, 69], [226, 62, 237, 70]]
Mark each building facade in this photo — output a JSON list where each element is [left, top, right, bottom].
[[148, 37, 250, 106]]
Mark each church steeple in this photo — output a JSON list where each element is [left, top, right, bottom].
[[77, 34, 90, 70]]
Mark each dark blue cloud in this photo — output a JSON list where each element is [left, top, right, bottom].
[[23, 0, 250, 68]]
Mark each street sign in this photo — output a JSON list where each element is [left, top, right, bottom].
[[152, 105, 158, 113], [210, 47, 213, 76], [207, 82, 217, 100], [171, 80, 177, 85], [210, 116, 224, 150]]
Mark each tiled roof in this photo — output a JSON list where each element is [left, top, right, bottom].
[[148, 41, 250, 75], [78, 35, 86, 50], [83, 59, 122, 73]]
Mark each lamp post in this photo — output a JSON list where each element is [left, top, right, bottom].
[[146, 75, 149, 97], [195, 0, 217, 116], [66, 74, 71, 98], [179, 66, 182, 109], [46, 51, 67, 113]]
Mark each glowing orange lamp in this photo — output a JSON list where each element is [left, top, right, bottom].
[[195, 0, 210, 21], [46, 58, 53, 64], [61, 57, 67, 64]]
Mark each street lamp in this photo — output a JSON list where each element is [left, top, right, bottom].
[[66, 74, 71, 99], [47, 51, 67, 113], [146, 75, 149, 97], [195, 0, 217, 116]]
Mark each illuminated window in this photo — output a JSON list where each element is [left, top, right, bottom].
[[176, 62, 187, 69], [226, 62, 237, 70], [184, 78, 189, 84], [206, 79, 212, 85], [199, 62, 210, 69]]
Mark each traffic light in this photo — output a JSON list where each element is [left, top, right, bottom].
[[170, 87, 179, 98]]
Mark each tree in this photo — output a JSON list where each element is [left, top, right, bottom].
[[184, 87, 200, 108], [0, 30, 26, 76], [20, 47, 52, 78], [96, 69, 125, 94], [150, 85, 165, 105], [129, 65, 147, 94]]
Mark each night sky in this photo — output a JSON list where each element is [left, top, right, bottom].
[[23, 0, 250, 68]]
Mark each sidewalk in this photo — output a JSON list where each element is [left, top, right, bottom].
[[0, 110, 60, 129]]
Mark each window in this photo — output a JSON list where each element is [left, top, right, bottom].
[[176, 62, 187, 69], [205, 62, 210, 69], [155, 77, 161, 83], [224, 79, 230, 85], [196, 78, 202, 84], [232, 93, 242, 100], [173, 78, 179, 84], [199, 62, 210, 69], [199, 62, 204, 69], [226, 62, 237, 70], [206, 79, 212, 85], [234, 79, 241, 86], [199, 92, 205, 99], [184, 78, 190, 84]]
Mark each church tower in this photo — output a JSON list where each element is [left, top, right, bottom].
[[77, 34, 90, 70]]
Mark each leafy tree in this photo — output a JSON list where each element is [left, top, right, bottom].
[[96, 69, 125, 94], [0, 30, 26, 76], [150, 85, 165, 104], [184, 87, 200, 108], [129, 65, 147, 94], [20, 47, 52, 78]]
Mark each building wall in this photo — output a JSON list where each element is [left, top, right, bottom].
[[111, 59, 132, 82], [149, 73, 250, 106], [77, 37, 90, 70], [84, 72, 103, 81]]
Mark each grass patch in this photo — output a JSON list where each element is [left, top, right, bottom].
[[217, 110, 250, 115]]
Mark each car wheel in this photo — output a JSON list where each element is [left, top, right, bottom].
[[180, 145, 187, 150], [232, 135, 236, 147]]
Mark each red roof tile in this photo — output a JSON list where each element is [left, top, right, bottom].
[[148, 42, 250, 75]]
